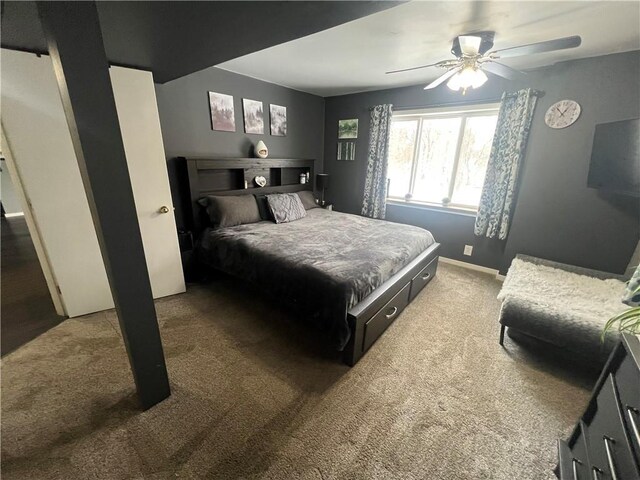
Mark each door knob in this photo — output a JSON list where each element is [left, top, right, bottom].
[[159, 206, 170, 214]]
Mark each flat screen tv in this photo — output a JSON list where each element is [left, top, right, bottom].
[[587, 118, 640, 196]]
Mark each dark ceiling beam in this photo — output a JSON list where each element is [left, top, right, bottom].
[[37, 0, 171, 410], [4, 1, 403, 83]]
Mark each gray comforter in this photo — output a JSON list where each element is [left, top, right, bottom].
[[197, 208, 435, 350]]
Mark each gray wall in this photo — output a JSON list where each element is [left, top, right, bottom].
[[155, 66, 325, 229], [324, 51, 640, 274]]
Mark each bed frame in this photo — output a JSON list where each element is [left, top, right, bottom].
[[181, 157, 440, 365]]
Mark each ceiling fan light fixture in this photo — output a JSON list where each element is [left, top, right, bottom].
[[458, 35, 482, 56], [447, 66, 488, 92], [471, 68, 488, 88]]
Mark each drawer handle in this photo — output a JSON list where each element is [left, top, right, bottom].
[[421, 272, 431, 281], [572, 458, 582, 480], [385, 306, 398, 319], [592, 466, 603, 480], [603, 436, 619, 480], [627, 406, 640, 447]]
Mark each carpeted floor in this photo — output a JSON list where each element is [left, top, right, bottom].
[[1, 264, 592, 479]]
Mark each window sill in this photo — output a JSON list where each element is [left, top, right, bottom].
[[386, 199, 478, 217]]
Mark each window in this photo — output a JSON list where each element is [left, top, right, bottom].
[[387, 104, 499, 210]]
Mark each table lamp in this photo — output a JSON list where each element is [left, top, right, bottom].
[[316, 173, 330, 206]]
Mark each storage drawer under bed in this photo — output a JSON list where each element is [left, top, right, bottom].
[[343, 244, 441, 366], [409, 256, 438, 301], [363, 283, 411, 352]]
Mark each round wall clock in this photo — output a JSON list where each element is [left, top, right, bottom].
[[545, 100, 581, 129]]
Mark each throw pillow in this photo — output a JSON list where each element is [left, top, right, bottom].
[[266, 193, 307, 224], [297, 191, 320, 210], [198, 195, 261, 228]]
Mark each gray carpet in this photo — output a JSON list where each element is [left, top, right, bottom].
[[1, 264, 591, 479]]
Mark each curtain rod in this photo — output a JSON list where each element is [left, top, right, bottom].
[[392, 89, 544, 112], [504, 89, 545, 98]]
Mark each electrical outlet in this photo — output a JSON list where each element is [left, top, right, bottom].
[[463, 245, 473, 256]]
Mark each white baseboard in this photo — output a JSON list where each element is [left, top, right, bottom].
[[4, 212, 24, 218], [439, 256, 504, 281]]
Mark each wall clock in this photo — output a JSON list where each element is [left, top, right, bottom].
[[545, 100, 581, 129]]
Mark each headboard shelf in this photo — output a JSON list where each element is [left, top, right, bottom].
[[188, 157, 313, 169], [180, 156, 315, 232]]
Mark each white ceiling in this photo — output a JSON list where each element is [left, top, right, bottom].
[[217, 1, 640, 97]]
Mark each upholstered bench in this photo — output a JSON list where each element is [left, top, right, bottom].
[[498, 255, 629, 365]]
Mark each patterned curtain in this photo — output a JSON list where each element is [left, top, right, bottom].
[[361, 104, 393, 219], [474, 89, 538, 240]]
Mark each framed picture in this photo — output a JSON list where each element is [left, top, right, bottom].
[[208, 92, 236, 132], [337, 141, 356, 161], [338, 119, 358, 139], [270, 104, 287, 136], [242, 98, 264, 134]]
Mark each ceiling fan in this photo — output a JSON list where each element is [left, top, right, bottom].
[[386, 31, 581, 93]]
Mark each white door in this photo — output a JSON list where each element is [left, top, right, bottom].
[[1, 49, 185, 316], [1, 49, 113, 317], [110, 66, 185, 299], [1, 127, 66, 316]]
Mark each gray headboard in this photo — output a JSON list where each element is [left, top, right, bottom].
[[180, 156, 315, 232]]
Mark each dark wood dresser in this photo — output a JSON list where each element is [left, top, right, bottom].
[[556, 334, 640, 480]]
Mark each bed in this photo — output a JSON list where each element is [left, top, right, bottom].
[[182, 157, 441, 365]]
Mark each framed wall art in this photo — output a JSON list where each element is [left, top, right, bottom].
[[242, 98, 264, 134], [208, 91, 236, 132], [270, 104, 287, 136], [338, 119, 358, 139]]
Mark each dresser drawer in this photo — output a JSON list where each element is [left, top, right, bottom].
[[556, 440, 573, 479], [614, 350, 640, 464], [409, 257, 437, 302], [363, 282, 410, 352], [557, 336, 640, 480], [568, 422, 591, 480], [586, 374, 639, 480]]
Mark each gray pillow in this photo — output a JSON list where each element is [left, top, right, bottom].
[[266, 193, 307, 224], [198, 195, 261, 228], [254, 194, 273, 221], [297, 190, 319, 210]]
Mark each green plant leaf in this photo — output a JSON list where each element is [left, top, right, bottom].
[[601, 306, 640, 341]]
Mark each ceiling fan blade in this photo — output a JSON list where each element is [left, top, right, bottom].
[[459, 35, 482, 56], [424, 67, 462, 90], [386, 59, 458, 75], [492, 35, 581, 59], [482, 61, 526, 80], [386, 62, 441, 75]]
